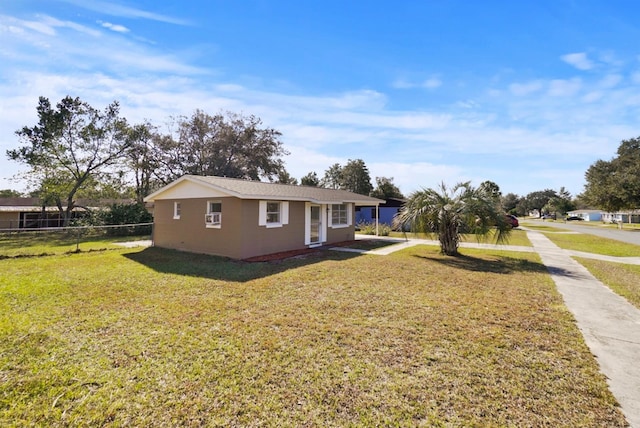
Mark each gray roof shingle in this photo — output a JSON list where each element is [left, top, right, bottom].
[[146, 175, 384, 205]]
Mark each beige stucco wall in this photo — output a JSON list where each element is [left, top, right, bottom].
[[326, 204, 357, 244], [236, 200, 306, 258], [153, 198, 357, 259], [153, 197, 243, 259]]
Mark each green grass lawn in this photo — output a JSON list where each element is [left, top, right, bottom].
[[541, 232, 640, 257], [0, 230, 151, 258], [568, 221, 640, 230], [575, 258, 640, 310], [0, 244, 626, 426], [519, 222, 571, 232]]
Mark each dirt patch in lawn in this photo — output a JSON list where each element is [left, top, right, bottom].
[[242, 239, 401, 262], [243, 241, 369, 262], [243, 248, 325, 262]]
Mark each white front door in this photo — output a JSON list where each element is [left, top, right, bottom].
[[309, 204, 321, 245]]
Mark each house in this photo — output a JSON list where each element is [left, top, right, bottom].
[[566, 209, 603, 222], [355, 198, 405, 226], [0, 197, 135, 229], [143, 175, 384, 260], [0, 197, 89, 229], [0, 198, 57, 229], [601, 210, 640, 224]]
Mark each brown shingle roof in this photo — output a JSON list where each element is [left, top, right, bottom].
[[145, 175, 384, 205]]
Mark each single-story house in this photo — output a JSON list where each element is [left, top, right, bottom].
[[0, 198, 60, 229], [143, 175, 384, 260], [601, 210, 640, 224], [355, 198, 405, 226], [0, 197, 135, 229], [566, 209, 603, 222]]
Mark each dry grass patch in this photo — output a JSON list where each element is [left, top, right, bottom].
[[336, 238, 404, 251], [390, 229, 533, 247], [575, 257, 640, 309], [0, 246, 626, 426]]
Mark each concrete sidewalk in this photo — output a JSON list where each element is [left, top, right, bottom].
[[527, 231, 640, 428]]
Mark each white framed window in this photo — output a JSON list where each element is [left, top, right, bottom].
[[332, 204, 348, 226], [330, 203, 351, 228], [173, 202, 181, 219], [267, 202, 280, 224], [259, 201, 289, 228], [205, 200, 222, 228]]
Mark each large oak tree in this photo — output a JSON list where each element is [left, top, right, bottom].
[[156, 110, 289, 183], [320, 159, 373, 195], [582, 137, 640, 213], [8, 96, 130, 225]]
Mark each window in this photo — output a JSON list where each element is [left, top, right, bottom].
[[259, 201, 289, 228], [173, 202, 181, 219], [331, 204, 349, 227], [205, 201, 222, 228], [267, 202, 280, 224]]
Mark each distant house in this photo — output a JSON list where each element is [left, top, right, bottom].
[[601, 210, 640, 224], [355, 198, 405, 226], [0, 198, 135, 229], [566, 209, 603, 222], [1, 198, 56, 229], [143, 175, 384, 260], [0, 198, 87, 229]]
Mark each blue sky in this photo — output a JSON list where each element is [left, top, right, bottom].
[[2, 1, 640, 197]]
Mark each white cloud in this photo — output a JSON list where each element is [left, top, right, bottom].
[[391, 78, 412, 89], [582, 91, 603, 103], [598, 74, 622, 88], [368, 162, 467, 194], [509, 80, 543, 96], [19, 18, 56, 36], [421, 77, 442, 89], [0, 14, 101, 38], [4, 8, 640, 197], [0, 14, 204, 76], [392, 76, 442, 90], [100, 21, 130, 33], [561, 52, 594, 70], [547, 77, 582, 97], [60, 0, 190, 25]]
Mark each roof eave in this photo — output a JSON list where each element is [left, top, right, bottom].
[[144, 175, 244, 202]]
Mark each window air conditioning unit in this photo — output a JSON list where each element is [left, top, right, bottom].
[[205, 213, 221, 225]]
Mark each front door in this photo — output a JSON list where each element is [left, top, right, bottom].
[[310, 204, 321, 245]]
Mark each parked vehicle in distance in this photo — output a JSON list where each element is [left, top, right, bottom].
[[506, 214, 519, 228], [566, 216, 584, 221], [541, 214, 556, 219]]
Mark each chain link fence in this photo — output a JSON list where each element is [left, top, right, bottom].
[[0, 223, 153, 258]]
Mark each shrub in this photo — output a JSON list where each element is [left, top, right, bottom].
[[97, 203, 153, 236], [356, 221, 391, 236]]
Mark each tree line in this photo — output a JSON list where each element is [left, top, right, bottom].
[[4, 96, 403, 225], [5, 96, 640, 226], [501, 137, 640, 218]]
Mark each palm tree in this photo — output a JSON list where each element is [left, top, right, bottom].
[[395, 181, 511, 256]]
